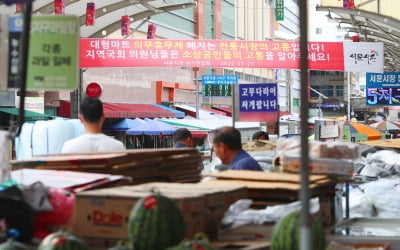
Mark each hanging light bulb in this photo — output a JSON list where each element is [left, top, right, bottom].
[[121, 15, 130, 36], [86, 2, 95, 26], [54, 0, 65, 15]]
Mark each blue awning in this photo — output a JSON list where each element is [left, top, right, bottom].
[[152, 104, 185, 118]]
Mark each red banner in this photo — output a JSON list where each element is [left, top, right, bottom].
[[79, 39, 345, 70]]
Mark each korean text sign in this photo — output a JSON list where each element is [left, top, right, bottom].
[[366, 72, 400, 106], [7, 15, 23, 88], [80, 39, 345, 71], [239, 83, 277, 112], [80, 39, 384, 73], [202, 75, 237, 97], [343, 42, 384, 73], [27, 15, 79, 90]]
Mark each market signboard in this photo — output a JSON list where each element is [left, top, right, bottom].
[[343, 42, 384, 74], [7, 15, 23, 88], [366, 72, 400, 106], [201, 75, 237, 97], [237, 83, 278, 122], [275, 0, 284, 21], [27, 15, 79, 90]]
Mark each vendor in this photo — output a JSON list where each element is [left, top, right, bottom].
[[212, 126, 262, 171]]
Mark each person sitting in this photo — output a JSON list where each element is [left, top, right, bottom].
[[172, 128, 193, 148], [212, 126, 262, 171], [61, 97, 125, 153], [252, 130, 269, 140]]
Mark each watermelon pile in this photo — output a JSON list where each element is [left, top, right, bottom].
[[270, 210, 325, 250], [128, 194, 185, 250], [38, 230, 88, 250]]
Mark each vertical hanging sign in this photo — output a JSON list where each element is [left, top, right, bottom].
[[147, 24, 156, 39], [275, 0, 284, 21], [121, 15, 130, 36], [54, 0, 65, 15], [85, 2, 95, 26], [27, 15, 79, 90], [7, 15, 23, 88]]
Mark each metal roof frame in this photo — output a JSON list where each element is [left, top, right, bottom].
[[316, 6, 400, 71], [0, 0, 196, 38]]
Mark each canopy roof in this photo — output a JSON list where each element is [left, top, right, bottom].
[[0, 0, 196, 38], [316, 6, 400, 71]]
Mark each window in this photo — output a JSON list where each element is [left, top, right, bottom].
[[336, 85, 344, 97]]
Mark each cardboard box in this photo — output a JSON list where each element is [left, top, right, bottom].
[[73, 186, 206, 248], [73, 183, 247, 249], [281, 156, 354, 176]]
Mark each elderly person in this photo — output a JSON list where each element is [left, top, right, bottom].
[[212, 126, 262, 171]]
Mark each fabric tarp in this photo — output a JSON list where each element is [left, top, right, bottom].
[[103, 118, 145, 131], [152, 104, 185, 118], [57, 100, 177, 119], [126, 119, 177, 135], [0, 107, 53, 121]]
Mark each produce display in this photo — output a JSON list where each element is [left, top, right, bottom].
[[128, 193, 185, 250], [270, 210, 325, 250], [38, 231, 88, 250]]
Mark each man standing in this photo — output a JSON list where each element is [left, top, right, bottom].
[[212, 126, 262, 171], [61, 97, 125, 153], [172, 128, 193, 148]]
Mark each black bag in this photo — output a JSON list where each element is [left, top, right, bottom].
[[0, 185, 34, 242]]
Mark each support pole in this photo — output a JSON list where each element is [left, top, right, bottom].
[[195, 70, 200, 119], [299, 1, 311, 250], [16, 2, 33, 137], [347, 71, 351, 120]]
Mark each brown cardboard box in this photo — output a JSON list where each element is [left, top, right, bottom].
[[73, 186, 206, 249], [73, 182, 247, 249]]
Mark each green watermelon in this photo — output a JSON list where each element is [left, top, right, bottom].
[[270, 210, 325, 250], [128, 194, 185, 250], [0, 238, 29, 250], [38, 230, 88, 250]]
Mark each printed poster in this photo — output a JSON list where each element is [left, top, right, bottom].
[[27, 15, 79, 90]]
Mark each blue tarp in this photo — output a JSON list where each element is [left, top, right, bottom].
[[103, 118, 144, 131], [126, 119, 177, 135], [152, 104, 185, 119]]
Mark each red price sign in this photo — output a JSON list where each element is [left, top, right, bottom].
[[86, 82, 102, 97]]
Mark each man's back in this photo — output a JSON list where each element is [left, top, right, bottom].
[[230, 150, 263, 171], [61, 134, 125, 153]]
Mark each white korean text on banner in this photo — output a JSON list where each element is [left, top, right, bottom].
[[343, 42, 384, 73], [366, 72, 400, 106], [80, 39, 384, 73], [238, 83, 278, 122]]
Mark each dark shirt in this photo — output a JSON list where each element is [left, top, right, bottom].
[[230, 150, 263, 171], [173, 142, 187, 148]]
